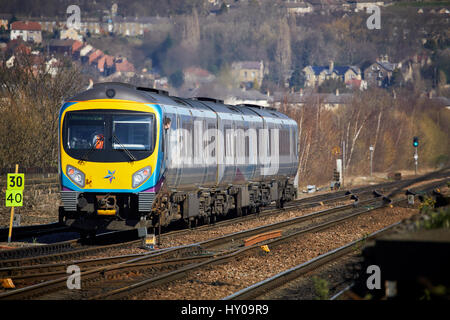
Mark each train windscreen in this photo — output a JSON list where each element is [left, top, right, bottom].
[[63, 110, 156, 162]]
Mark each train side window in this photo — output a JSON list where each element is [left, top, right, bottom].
[[180, 114, 193, 161], [245, 135, 249, 158]]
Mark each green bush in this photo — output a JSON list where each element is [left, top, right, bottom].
[[421, 207, 450, 230], [312, 276, 330, 300]]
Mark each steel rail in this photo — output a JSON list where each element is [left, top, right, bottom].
[[0, 184, 372, 267], [0, 223, 70, 243], [1, 178, 446, 300], [0, 195, 387, 300], [223, 222, 403, 300], [1, 172, 441, 262], [1, 177, 447, 289], [89, 197, 395, 299], [91, 179, 449, 300], [0, 191, 379, 281]]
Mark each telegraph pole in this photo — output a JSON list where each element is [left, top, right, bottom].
[[342, 141, 345, 187]]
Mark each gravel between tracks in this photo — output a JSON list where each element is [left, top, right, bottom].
[[159, 201, 350, 249], [132, 205, 419, 300], [65, 201, 352, 262]]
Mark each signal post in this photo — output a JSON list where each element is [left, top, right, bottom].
[[413, 137, 419, 175]]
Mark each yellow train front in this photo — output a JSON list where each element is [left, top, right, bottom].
[[58, 83, 164, 232]]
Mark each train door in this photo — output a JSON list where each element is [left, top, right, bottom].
[[191, 108, 207, 187], [245, 114, 260, 182], [161, 104, 181, 188], [177, 107, 194, 189], [223, 113, 236, 185], [234, 114, 248, 184], [204, 115, 218, 187]]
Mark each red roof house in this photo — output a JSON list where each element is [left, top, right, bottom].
[[10, 21, 42, 43]]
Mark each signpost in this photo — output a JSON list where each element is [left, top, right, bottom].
[[6, 164, 23, 243]]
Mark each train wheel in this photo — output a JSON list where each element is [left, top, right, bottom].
[[276, 199, 285, 209], [188, 218, 197, 229], [236, 207, 243, 217], [58, 207, 66, 224]]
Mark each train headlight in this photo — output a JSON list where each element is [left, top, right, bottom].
[[66, 165, 85, 188], [132, 166, 151, 188]]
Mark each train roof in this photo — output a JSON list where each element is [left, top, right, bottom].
[[66, 82, 169, 104], [66, 82, 294, 123]]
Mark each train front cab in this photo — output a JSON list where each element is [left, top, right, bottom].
[[58, 98, 163, 231]]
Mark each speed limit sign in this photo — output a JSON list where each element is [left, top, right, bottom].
[[6, 173, 24, 207], [7, 173, 24, 190], [6, 165, 24, 243], [5, 190, 23, 207]]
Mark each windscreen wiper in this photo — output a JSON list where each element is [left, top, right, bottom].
[[112, 134, 137, 162]]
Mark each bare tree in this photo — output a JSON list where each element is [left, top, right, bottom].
[[0, 52, 85, 168]]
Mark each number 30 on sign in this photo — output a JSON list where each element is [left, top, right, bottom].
[[8, 173, 24, 190]]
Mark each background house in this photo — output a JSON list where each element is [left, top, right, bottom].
[[364, 55, 399, 87], [183, 67, 215, 87], [303, 61, 361, 87], [49, 39, 75, 56], [231, 60, 265, 89], [60, 28, 83, 42], [273, 90, 353, 110], [10, 21, 42, 44]]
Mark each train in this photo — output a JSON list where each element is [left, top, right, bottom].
[[58, 82, 299, 234]]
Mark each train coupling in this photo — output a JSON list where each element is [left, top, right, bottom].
[[97, 209, 117, 216], [96, 194, 117, 216]]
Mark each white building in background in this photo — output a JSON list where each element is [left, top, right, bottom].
[[10, 21, 42, 43], [60, 28, 83, 42], [224, 89, 271, 107]]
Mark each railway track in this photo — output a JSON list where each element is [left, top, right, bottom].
[[223, 222, 401, 300], [87, 179, 449, 300], [0, 191, 381, 285], [0, 174, 447, 299], [0, 229, 144, 267], [0, 180, 388, 264], [223, 180, 449, 300], [0, 187, 407, 299], [0, 223, 70, 243], [0, 176, 409, 271], [2, 168, 446, 247]]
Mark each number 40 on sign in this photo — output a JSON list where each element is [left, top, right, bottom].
[[6, 174, 24, 207]]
